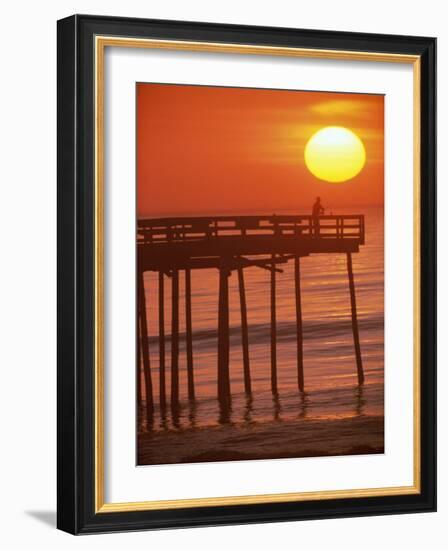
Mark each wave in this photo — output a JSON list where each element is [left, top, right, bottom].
[[148, 315, 383, 349]]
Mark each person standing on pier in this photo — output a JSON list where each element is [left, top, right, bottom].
[[311, 197, 325, 237]]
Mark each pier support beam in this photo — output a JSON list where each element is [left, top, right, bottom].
[[217, 265, 231, 407], [171, 269, 180, 406], [295, 257, 305, 392], [158, 271, 166, 408], [137, 270, 153, 419], [237, 266, 251, 395], [270, 254, 278, 394], [137, 317, 143, 407], [185, 268, 195, 400], [346, 253, 365, 385]]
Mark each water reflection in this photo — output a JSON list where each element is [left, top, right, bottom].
[[297, 391, 309, 419], [243, 394, 254, 424], [354, 385, 366, 416], [138, 382, 378, 432], [159, 403, 169, 430], [218, 400, 232, 425], [272, 392, 282, 421], [186, 399, 196, 428], [171, 403, 181, 429]]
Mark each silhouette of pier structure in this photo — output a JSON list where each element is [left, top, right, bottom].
[[137, 214, 365, 420]]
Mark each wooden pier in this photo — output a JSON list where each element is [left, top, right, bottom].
[[136, 214, 365, 417]]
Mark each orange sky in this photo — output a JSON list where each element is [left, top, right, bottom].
[[137, 84, 384, 218]]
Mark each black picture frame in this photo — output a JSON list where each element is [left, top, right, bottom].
[[57, 14, 436, 534]]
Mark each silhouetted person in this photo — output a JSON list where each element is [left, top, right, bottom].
[[311, 197, 325, 237]]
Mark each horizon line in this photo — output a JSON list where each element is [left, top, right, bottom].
[[137, 203, 384, 220]]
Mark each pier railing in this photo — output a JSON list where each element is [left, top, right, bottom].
[[137, 214, 365, 245]]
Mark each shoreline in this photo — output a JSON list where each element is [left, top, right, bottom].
[[138, 414, 384, 466]]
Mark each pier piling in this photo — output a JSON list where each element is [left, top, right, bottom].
[[347, 252, 364, 385], [237, 266, 252, 395], [158, 271, 166, 408], [185, 268, 195, 400], [137, 317, 143, 406], [270, 254, 278, 394], [171, 269, 180, 406], [295, 257, 305, 392], [137, 271, 153, 418], [218, 265, 231, 407]]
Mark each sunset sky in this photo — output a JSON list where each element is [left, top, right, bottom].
[[137, 83, 384, 218]]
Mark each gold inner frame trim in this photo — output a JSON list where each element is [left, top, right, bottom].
[[94, 35, 421, 513]]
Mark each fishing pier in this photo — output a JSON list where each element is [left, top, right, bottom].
[[137, 214, 365, 419]]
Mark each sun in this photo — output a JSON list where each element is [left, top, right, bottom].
[[304, 126, 366, 183]]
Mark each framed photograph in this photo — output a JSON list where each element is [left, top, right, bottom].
[[57, 15, 436, 534]]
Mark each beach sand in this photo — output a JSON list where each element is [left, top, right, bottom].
[[138, 414, 384, 465]]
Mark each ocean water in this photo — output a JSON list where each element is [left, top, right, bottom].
[[138, 206, 384, 432]]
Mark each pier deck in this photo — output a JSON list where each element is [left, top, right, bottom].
[[137, 214, 365, 271]]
